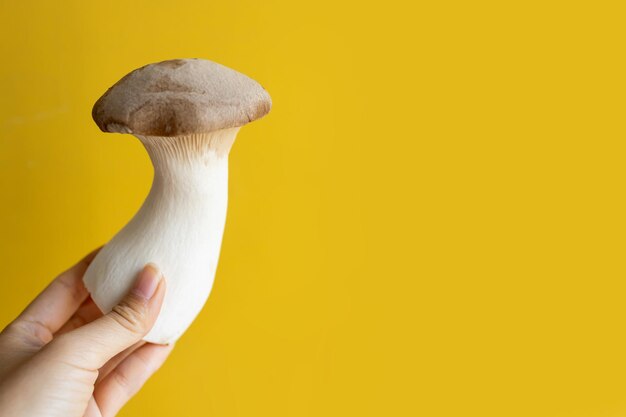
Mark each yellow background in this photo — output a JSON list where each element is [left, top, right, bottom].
[[0, 1, 625, 416]]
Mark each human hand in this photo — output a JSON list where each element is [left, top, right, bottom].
[[0, 249, 172, 417]]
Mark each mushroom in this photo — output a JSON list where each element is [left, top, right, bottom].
[[83, 58, 271, 344]]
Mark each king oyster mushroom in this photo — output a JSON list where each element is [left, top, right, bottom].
[[83, 58, 271, 344]]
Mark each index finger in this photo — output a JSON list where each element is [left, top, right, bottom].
[[13, 247, 101, 342]]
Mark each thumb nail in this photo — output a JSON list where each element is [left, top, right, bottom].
[[132, 263, 161, 300]]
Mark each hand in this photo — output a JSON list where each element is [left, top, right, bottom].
[[0, 249, 172, 417]]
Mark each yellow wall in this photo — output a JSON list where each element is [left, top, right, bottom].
[[0, 1, 625, 416]]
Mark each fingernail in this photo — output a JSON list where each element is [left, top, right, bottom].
[[133, 263, 161, 300]]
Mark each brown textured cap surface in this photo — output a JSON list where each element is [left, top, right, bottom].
[[92, 59, 272, 137]]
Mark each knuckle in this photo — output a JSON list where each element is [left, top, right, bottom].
[[110, 299, 148, 335], [113, 368, 136, 394], [3, 319, 52, 348], [55, 275, 85, 303]]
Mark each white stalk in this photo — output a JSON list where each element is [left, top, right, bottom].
[[83, 127, 239, 344]]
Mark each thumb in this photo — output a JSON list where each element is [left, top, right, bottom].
[[46, 264, 166, 370]]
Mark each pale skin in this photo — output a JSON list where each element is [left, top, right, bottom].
[[0, 249, 173, 417]]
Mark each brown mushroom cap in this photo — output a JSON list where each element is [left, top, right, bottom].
[[92, 59, 272, 137]]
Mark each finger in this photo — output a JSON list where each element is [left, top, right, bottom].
[[8, 248, 101, 347], [94, 343, 174, 417], [45, 264, 166, 370], [55, 297, 103, 336], [96, 341, 145, 383]]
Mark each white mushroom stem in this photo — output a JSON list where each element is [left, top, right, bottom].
[[83, 127, 239, 344]]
